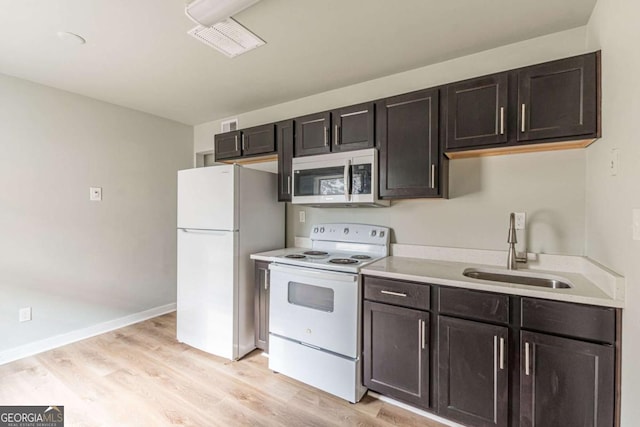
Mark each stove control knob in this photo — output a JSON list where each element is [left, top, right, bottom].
[[379, 231, 385, 238], [370, 230, 377, 237], [320, 227, 325, 233], [344, 227, 349, 235], [313, 227, 319, 233]]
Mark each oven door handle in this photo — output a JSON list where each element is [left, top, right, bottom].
[[269, 263, 358, 282]]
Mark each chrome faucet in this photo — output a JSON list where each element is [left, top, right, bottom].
[[507, 213, 527, 270]]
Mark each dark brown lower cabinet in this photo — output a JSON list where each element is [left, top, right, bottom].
[[363, 301, 429, 408], [254, 261, 270, 352], [520, 331, 615, 427], [438, 316, 509, 427]]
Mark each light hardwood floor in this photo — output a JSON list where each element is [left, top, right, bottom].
[[0, 313, 447, 426]]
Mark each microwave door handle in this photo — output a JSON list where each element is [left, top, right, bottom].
[[344, 160, 351, 201]]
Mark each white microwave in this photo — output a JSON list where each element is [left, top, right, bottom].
[[291, 148, 389, 207]]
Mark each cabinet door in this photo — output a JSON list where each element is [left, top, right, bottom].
[[446, 73, 509, 150], [520, 331, 614, 427], [331, 102, 375, 152], [254, 261, 270, 352], [438, 316, 509, 427], [242, 124, 275, 156], [276, 120, 294, 202], [363, 301, 429, 409], [294, 111, 331, 157], [518, 53, 597, 142], [377, 88, 441, 198], [214, 131, 242, 160]]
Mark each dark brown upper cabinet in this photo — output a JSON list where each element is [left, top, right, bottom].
[[331, 102, 375, 152], [276, 120, 294, 202], [294, 104, 374, 157], [518, 53, 598, 142], [445, 72, 509, 150], [242, 123, 276, 156], [214, 124, 275, 161], [294, 111, 331, 157], [214, 130, 242, 160], [377, 88, 446, 199], [444, 51, 600, 158]]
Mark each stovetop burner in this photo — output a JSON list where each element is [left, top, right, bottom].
[[285, 254, 306, 259], [351, 255, 372, 260], [328, 258, 359, 265], [303, 250, 329, 256]]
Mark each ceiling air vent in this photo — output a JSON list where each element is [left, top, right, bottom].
[[188, 18, 265, 58]]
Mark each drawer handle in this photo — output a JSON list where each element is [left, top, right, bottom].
[[380, 290, 407, 297], [525, 342, 531, 376]]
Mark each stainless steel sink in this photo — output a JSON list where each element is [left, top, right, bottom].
[[463, 268, 573, 289]]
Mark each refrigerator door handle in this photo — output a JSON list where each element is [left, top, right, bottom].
[[179, 228, 236, 234]]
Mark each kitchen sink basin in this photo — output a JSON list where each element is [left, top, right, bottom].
[[463, 268, 573, 289]]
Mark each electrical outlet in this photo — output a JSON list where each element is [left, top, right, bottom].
[[19, 307, 32, 322], [299, 211, 306, 223], [90, 187, 102, 201], [514, 212, 526, 230], [633, 209, 640, 241]]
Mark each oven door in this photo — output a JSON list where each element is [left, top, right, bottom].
[[291, 149, 378, 205], [269, 263, 360, 358]]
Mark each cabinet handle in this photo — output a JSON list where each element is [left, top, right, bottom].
[[335, 125, 340, 145], [380, 290, 407, 297], [499, 337, 505, 370], [430, 164, 436, 189], [324, 126, 328, 147], [287, 176, 291, 195], [264, 270, 269, 290], [521, 104, 526, 133], [494, 335, 498, 419], [525, 342, 530, 376], [421, 319, 426, 350], [242, 134, 246, 151], [234, 135, 238, 152], [500, 107, 505, 135]]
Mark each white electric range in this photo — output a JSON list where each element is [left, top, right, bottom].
[[267, 223, 390, 403]]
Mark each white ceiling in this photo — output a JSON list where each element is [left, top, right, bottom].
[[0, 0, 596, 126]]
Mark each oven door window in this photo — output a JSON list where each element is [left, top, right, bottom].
[[288, 281, 334, 312], [294, 166, 345, 197]]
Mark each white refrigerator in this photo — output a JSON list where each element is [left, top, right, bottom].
[[176, 164, 284, 360]]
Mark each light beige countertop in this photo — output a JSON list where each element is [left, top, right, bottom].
[[362, 255, 624, 308]]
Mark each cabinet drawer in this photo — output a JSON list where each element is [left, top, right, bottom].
[[363, 276, 430, 310], [438, 286, 509, 324], [520, 298, 615, 344]]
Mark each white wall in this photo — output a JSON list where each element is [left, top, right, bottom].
[[195, 27, 590, 255], [0, 73, 193, 353], [585, 0, 640, 424]]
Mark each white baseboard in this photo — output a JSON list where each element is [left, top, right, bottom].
[[367, 391, 465, 427], [0, 303, 176, 366]]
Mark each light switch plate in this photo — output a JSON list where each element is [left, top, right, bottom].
[[514, 212, 526, 230], [299, 211, 305, 223], [633, 209, 640, 241], [609, 149, 620, 176], [90, 187, 102, 201]]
